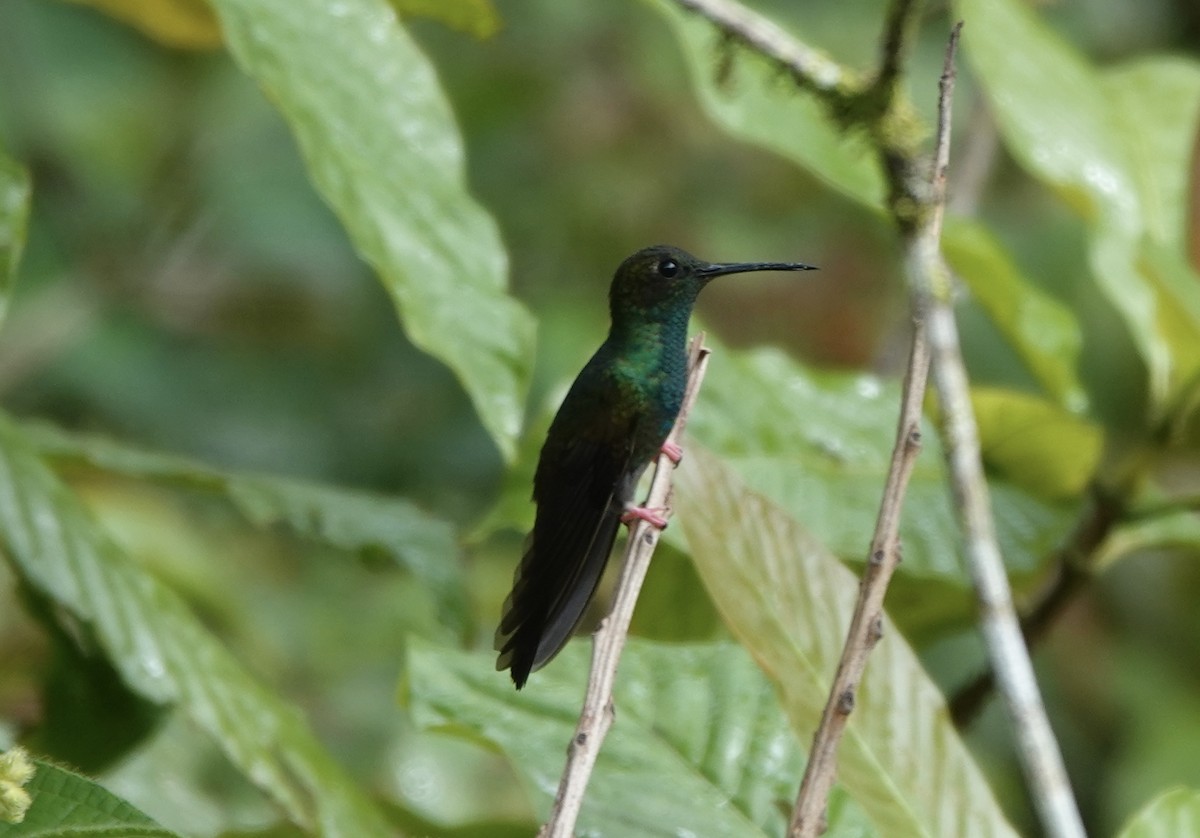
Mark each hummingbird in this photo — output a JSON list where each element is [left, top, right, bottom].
[[495, 244, 816, 688]]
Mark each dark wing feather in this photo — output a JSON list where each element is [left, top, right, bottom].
[[495, 426, 641, 688]]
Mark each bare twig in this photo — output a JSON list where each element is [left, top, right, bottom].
[[875, 0, 922, 96], [538, 335, 711, 838], [788, 284, 928, 838], [951, 484, 1122, 726], [918, 35, 1088, 838], [786, 22, 960, 838], [672, 0, 854, 100]]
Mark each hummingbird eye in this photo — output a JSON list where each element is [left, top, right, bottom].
[[656, 259, 679, 278]]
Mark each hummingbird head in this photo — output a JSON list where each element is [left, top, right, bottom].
[[608, 244, 817, 326]]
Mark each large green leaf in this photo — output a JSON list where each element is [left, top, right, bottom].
[[646, 0, 885, 209], [943, 218, 1087, 410], [25, 421, 467, 633], [0, 415, 393, 837], [1116, 787, 1200, 838], [209, 0, 535, 461], [404, 638, 875, 837], [0, 757, 177, 836], [0, 150, 31, 331], [689, 342, 1073, 584], [958, 0, 1200, 411], [675, 449, 1018, 837]]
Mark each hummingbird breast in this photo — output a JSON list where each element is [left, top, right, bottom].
[[604, 325, 688, 465]]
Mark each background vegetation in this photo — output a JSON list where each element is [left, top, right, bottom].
[[0, 0, 1198, 834]]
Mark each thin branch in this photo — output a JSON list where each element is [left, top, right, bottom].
[[919, 29, 1087, 838], [788, 278, 928, 838], [671, 0, 859, 104], [786, 23, 962, 838], [538, 335, 711, 838], [875, 0, 924, 97], [951, 483, 1123, 725]]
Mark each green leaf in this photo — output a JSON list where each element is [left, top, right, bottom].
[[404, 638, 876, 837], [1105, 59, 1200, 397], [689, 341, 1073, 589], [628, 542, 724, 642], [1116, 787, 1200, 838], [389, 0, 501, 39], [0, 757, 177, 836], [25, 421, 468, 634], [0, 414, 393, 837], [646, 0, 885, 209], [64, 0, 223, 49], [209, 0, 536, 461], [1101, 59, 1200, 257], [675, 449, 1018, 837], [943, 218, 1087, 410], [0, 150, 31, 331], [970, 386, 1104, 500], [957, 0, 1200, 410], [1094, 509, 1200, 570]]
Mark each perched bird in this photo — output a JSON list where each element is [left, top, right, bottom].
[[495, 244, 816, 688]]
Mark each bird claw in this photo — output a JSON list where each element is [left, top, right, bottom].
[[621, 505, 669, 529], [661, 441, 684, 464]]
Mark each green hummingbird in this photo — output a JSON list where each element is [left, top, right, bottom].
[[495, 244, 816, 688]]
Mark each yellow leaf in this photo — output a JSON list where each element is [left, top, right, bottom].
[[67, 0, 223, 50], [971, 386, 1104, 500], [389, 0, 501, 39]]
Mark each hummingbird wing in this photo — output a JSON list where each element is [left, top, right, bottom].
[[495, 424, 642, 688]]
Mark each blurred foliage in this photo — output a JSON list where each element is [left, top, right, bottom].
[[0, 0, 1198, 835]]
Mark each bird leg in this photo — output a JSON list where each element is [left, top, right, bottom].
[[660, 440, 684, 463], [620, 505, 669, 529]]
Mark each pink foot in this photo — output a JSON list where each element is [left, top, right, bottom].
[[661, 441, 684, 464], [620, 505, 669, 529]]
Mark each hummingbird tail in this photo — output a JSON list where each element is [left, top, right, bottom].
[[494, 504, 622, 688]]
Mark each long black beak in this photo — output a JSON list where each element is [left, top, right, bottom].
[[697, 260, 818, 279]]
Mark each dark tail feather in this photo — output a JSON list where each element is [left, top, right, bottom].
[[495, 504, 622, 688]]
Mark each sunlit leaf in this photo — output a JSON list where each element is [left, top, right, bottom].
[[958, 0, 1200, 411], [675, 449, 1018, 837], [1104, 57, 1200, 368], [1115, 787, 1200, 838], [404, 638, 876, 837], [389, 0, 501, 39], [647, 0, 885, 209], [1107, 59, 1200, 409], [0, 757, 177, 836], [0, 150, 31, 331], [943, 218, 1087, 410], [24, 421, 468, 634], [66, 0, 223, 50], [209, 0, 536, 461], [969, 386, 1103, 500], [0, 415, 393, 837]]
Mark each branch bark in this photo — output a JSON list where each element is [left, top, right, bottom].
[[919, 30, 1087, 838], [538, 335, 711, 838], [787, 20, 959, 837]]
